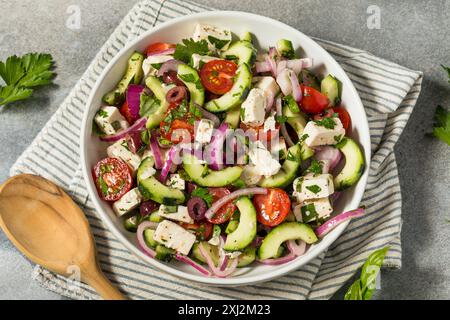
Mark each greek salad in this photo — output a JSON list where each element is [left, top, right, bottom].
[[92, 23, 365, 277]]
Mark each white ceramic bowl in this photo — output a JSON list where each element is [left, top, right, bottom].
[[81, 11, 371, 286]]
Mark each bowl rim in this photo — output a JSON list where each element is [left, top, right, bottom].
[[80, 10, 371, 286]]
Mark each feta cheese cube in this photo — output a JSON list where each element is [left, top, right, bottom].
[[107, 138, 142, 174], [253, 76, 280, 103], [158, 205, 194, 224], [112, 188, 142, 216], [153, 220, 196, 255], [191, 54, 220, 69], [142, 55, 173, 77], [241, 88, 267, 127], [303, 118, 346, 147], [249, 141, 281, 178], [94, 106, 129, 135], [240, 164, 263, 186], [195, 119, 214, 144], [300, 197, 333, 222], [263, 114, 276, 132], [167, 173, 185, 190], [192, 24, 232, 51], [293, 173, 334, 202]]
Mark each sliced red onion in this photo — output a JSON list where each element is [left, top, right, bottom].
[[147, 48, 175, 56], [149, 132, 163, 169], [276, 97, 295, 147], [198, 242, 238, 277], [205, 122, 229, 171], [255, 61, 271, 73], [276, 60, 288, 76], [157, 59, 183, 77], [174, 253, 211, 276], [288, 70, 302, 102], [287, 240, 307, 256], [299, 58, 313, 68], [136, 221, 158, 258], [100, 117, 147, 142], [257, 253, 296, 265], [194, 104, 220, 127], [205, 187, 268, 220], [314, 146, 342, 172], [187, 197, 207, 221], [315, 208, 365, 238], [126, 85, 144, 124], [126, 131, 143, 154], [166, 86, 187, 103], [276, 68, 292, 96], [160, 145, 177, 182], [266, 48, 278, 77]]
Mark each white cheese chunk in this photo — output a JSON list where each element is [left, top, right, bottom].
[[241, 88, 267, 127], [191, 53, 220, 69], [303, 118, 346, 147], [158, 205, 194, 224], [249, 141, 281, 178], [153, 220, 196, 255], [112, 188, 142, 217], [240, 164, 263, 186], [195, 119, 214, 144], [94, 106, 129, 135], [107, 138, 142, 174], [167, 173, 185, 190], [192, 23, 232, 51], [263, 114, 277, 132], [300, 197, 333, 222], [253, 76, 280, 103], [293, 173, 335, 202], [142, 55, 173, 78]]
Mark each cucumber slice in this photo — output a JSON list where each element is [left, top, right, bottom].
[[191, 242, 219, 265], [224, 197, 257, 251], [334, 138, 365, 191], [102, 51, 145, 105], [237, 246, 256, 267], [123, 215, 141, 232], [225, 220, 239, 234], [240, 31, 253, 43], [258, 144, 301, 188], [177, 64, 205, 106], [147, 210, 163, 223], [276, 39, 295, 59], [182, 154, 243, 187], [299, 70, 320, 91], [221, 40, 256, 66], [282, 104, 315, 160], [258, 222, 318, 260], [224, 107, 241, 128], [137, 158, 185, 205], [143, 229, 158, 249], [144, 76, 170, 129], [155, 245, 175, 262], [204, 63, 252, 113], [321, 74, 341, 107]]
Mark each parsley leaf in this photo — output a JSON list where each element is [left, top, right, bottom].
[[432, 105, 450, 146], [275, 115, 289, 124], [173, 38, 210, 64], [314, 117, 336, 129], [306, 185, 321, 194], [191, 187, 213, 207], [306, 160, 323, 175], [0, 53, 55, 107], [442, 64, 450, 84]]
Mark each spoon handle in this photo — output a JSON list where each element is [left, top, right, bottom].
[[84, 267, 127, 300]]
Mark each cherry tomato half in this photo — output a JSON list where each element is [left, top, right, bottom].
[[253, 188, 291, 227], [332, 106, 351, 131], [207, 188, 237, 224], [239, 122, 280, 143], [146, 42, 176, 56], [300, 85, 330, 114], [200, 60, 237, 95], [92, 157, 132, 202], [180, 222, 213, 241]]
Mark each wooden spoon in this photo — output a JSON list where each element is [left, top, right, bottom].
[[0, 174, 126, 300]]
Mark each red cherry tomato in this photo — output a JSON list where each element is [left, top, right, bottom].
[[146, 42, 176, 56], [300, 85, 330, 114], [180, 222, 213, 241], [119, 101, 133, 125], [239, 122, 280, 143], [200, 60, 237, 95], [332, 106, 351, 131], [253, 188, 291, 227], [207, 188, 237, 224], [92, 158, 132, 202], [160, 119, 194, 144]]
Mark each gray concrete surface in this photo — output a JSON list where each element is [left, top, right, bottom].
[[0, 0, 449, 300]]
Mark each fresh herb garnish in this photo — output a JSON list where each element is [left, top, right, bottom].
[[191, 187, 213, 207], [306, 184, 321, 194], [432, 105, 450, 146], [306, 160, 323, 175], [283, 95, 300, 113], [275, 115, 289, 124], [442, 64, 450, 84], [299, 134, 309, 144], [0, 53, 55, 107], [301, 203, 318, 223], [344, 247, 389, 300], [173, 38, 210, 64], [97, 109, 108, 118], [314, 117, 336, 129]]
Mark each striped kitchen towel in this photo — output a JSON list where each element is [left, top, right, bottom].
[[10, 0, 422, 300]]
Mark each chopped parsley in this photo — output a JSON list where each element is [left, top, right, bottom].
[[283, 95, 300, 113], [275, 115, 289, 124], [314, 117, 336, 129], [301, 203, 318, 223], [173, 38, 210, 64], [299, 133, 309, 144], [207, 36, 229, 50], [306, 184, 322, 194], [191, 187, 213, 207], [334, 134, 343, 142], [97, 109, 108, 118], [432, 105, 450, 146], [306, 160, 323, 175], [178, 73, 196, 83]]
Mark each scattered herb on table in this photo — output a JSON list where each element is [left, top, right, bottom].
[[431, 65, 450, 146], [0, 53, 55, 107], [344, 246, 389, 300]]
